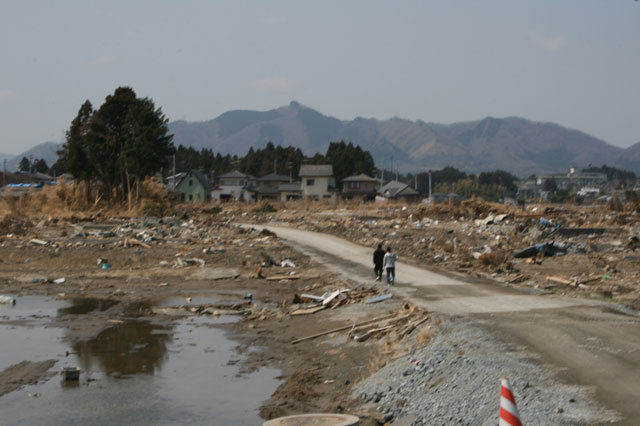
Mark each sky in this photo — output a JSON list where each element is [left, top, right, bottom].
[[1, 0, 639, 155]]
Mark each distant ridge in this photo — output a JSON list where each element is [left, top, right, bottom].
[[5, 141, 61, 172], [168, 102, 639, 176], [13, 104, 640, 177]]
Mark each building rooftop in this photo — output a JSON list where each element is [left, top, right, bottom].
[[259, 172, 291, 183], [343, 174, 378, 182], [299, 164, 333, 177], [219, 170, 253, 179]]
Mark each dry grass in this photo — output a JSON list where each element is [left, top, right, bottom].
[[0, 177, 176, 222]]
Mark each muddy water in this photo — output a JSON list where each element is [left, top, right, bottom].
[[0, 296, 280, 425]]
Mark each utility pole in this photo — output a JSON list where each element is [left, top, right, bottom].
[[379, 163, 384, 187], [2, 159, 6, 188], [429, 172, 432, 204], [29, 155, 33, 183]]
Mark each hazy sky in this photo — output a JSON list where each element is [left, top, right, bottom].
[[1, 0, 639, 155]]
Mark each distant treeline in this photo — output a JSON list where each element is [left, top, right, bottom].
[[582, 165, 636, 183], [403, 167, 519, 202], [173, 141, 376, 184]]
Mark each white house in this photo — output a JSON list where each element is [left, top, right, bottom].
[[299, 164, 336, 201], [211, 170, 257, 202]]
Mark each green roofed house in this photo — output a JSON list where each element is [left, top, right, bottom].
[[174, 170, 213, 203]]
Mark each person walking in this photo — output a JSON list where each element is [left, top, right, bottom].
[[373, 243, 385, 281], [383, 246, 397, 285]]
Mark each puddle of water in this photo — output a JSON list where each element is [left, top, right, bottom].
[[0, 295, 70, 321], [0, 297, 280, 425], [58, 298, 119, 316], [157, 296, 244, 307]]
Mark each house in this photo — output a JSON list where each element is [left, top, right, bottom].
[[254, 172, 291, 201], [211, 170, 257, 202], [377, 180, 420, 203], [174, 170, 212, 203], [279, 182, 302, 202], [341, 174, 379, 201], [166, 172, 187, 191], [258, 172, 291, 186], [299, 164, 336, 201], [254, 184, 281, 201], [537, 168, 607, 191]]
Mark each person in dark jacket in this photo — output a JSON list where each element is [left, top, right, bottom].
[[373, 243, 385, 281]]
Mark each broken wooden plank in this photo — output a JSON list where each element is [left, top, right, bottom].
[[354, 325, 396, 342], [349, 314, 411, 335], [545, 276, 574, 286], [29, 238, 48, 246], [290, 305, 327, 316], [290, 313, 398, 344], [126, 237, 151, 248], [399, 315, 431, 338], [266, 275, 300, 281], [322, 290, 341, 306]]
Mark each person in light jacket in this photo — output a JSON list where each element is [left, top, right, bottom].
[[382, 246, 397, 285]]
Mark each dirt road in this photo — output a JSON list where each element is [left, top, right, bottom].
[[250, 223, 640, 425]]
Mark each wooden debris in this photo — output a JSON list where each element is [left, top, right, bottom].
[[266, 275, 300, 281], [128, 238, 151, 249], [291, 313, 398, 344], [322, 290, 341, 306], [545, 275, 575, 286], [290, 305, 327, 316]]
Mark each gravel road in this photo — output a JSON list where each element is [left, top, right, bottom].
[[247, 223, 640, 425]]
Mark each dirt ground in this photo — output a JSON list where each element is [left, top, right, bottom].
[[240, 199, 640, 310], [0, 212, 435, 425], [1, 198, 639, 424]]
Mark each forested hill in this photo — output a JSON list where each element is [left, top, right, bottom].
[[168, 101, 639, 176]]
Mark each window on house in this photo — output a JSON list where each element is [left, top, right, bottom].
[[181, 193, 185, 201], [307, 178, 315, 186], [189, 179, 193, 186], [348, 182, 360, 189], [189, 194, 193, 200]]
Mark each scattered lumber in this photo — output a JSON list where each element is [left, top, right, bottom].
[[127, 238, 151, 249], [290, 305, 326, 316], [266, 275, 300, 281], [545, 275, 575, 286], [291, 313, 398, 344]]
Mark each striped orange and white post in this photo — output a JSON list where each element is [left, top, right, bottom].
[[500, 378, 523, 426]]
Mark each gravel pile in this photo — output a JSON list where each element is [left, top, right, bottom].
[[353, 319, 618, 425]]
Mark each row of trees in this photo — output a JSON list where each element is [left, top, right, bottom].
[[406, 167, 519, 201], [18, 157, 51, 175], [56, 87, 175, 205], [172, 141, 375, 185]]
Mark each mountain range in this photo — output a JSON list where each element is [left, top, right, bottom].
[[168, 102, 640, 176], [8, 102, 640, 177]]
